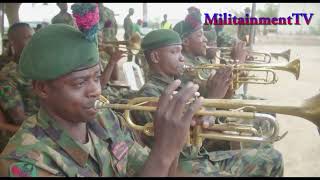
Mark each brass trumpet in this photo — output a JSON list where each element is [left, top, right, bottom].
[[105, 32, 143, 56], [183, 59, 300, 90], [270, 49, 291, 61], [208, 46, 290, 63], [95, 92, 320, 148]]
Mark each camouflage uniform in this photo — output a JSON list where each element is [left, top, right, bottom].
[[123, 14, 134, 62], [0, 61, 39, 151], [216, 31, 237, 60], [51, 12, 75, 27], [238, 24, 250, 43], [130, 72, 284, 177], [99, 5, 118, 42], [178, 51, 212, 97], [0, 104, 283, 177], [0, 107, 149, 176]]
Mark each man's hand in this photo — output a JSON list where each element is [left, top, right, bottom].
[[206, 66, 233, 99], [230, 41, 248, 64], [153, 80, 202, 161], [108, 49, 126, 65], [140, 80, 202, 176]]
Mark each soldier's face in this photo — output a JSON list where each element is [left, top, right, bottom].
[[184, 29, 207, 57], [129, 9, 134, 15], [9, 26, 34, 57], [155, 45, 185, 76], [58, 3, 68, 12], [40, 64, 102, 123]]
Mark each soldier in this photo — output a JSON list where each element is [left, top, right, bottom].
[[237, 7, 251, 45], [123, 8, 134, 62], [51, 3, 75, 27], [0, 23, 37, 151], [131, 29, 284, 176], [98, 3, 118, 42], [0, 24, 197, 177], [160, 14, 172, 29], [0, 24, 283, 177], [173, 8, 240, 98]]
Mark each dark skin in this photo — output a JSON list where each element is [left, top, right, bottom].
[[33, 62, 203, 176], [57, 3, 68, 13], [205, 40, 218, 62], [230, 41, 249, 64], [128, 8, 134, 16], [147, 45, 185, 77], [98, 31, 124, 87], [182, 28, 232, 99], [5, 26, 34, 125], [8, 26, 34, 62], [145, 44, 216, 131]]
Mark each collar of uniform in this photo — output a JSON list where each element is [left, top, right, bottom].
[[182, 51, 201, 62], [149, 72, 175, 86], [37, 107, 90, 167]]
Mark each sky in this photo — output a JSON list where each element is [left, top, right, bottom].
[[5, 3, 269, 27]]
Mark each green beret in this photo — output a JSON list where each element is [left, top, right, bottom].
[[141, 29, 182, 51], [204, 31, 217, 42], [173, 20, 202, 39], [19, 24, 99, 80]]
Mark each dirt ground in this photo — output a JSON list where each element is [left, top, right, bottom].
[[248, 40, 320, 177], [116, 32, 320, 176]]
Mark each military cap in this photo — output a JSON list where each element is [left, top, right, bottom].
[[141, 29, 182, 51], [173, 8, 202, 39], [204, 31, 217, 42], [19, 24, 99, 80]]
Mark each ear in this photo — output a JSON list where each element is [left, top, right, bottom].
[[150, 50, 160, 64], [182, 37, 189, 47], [32, 80, 50, 99]]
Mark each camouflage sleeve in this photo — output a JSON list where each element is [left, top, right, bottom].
[[126, 141, 150, 176], [0, 159, 63, 177], [101, 86, 136, 104], [0, 80, 23, 111]]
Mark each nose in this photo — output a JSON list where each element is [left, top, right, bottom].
[[179, 54, 185, 62], [87, 79, 101, 99]]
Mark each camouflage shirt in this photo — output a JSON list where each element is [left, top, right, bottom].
[[99, 5, 118, 42], [130, 72, 284, 177], [0, 61, 39, 124], [216, 32, 237, 59], [123, 15, 133, 40], [0, 104, 284, 177], [178, 51, 212, 97], [238, 24, 250, 42], [0, 107, 150, 177]]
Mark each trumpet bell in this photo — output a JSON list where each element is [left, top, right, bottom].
[[271, 49, 291, 61]]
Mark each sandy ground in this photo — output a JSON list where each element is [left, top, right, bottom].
[[248, 42, 320, 177], [115, 31, 320, 176]]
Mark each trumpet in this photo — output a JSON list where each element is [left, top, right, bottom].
[[104, 32, 143, 56], [183, 59, 300, 90], [207, 46, 291, 63], [270, 49, 291, 61], [95, 92, 320, 148]]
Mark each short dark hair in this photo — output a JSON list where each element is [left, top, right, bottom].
[[8, 22, 31, 38]]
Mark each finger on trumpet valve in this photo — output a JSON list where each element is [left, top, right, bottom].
[[171, 90, 200, 103]]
